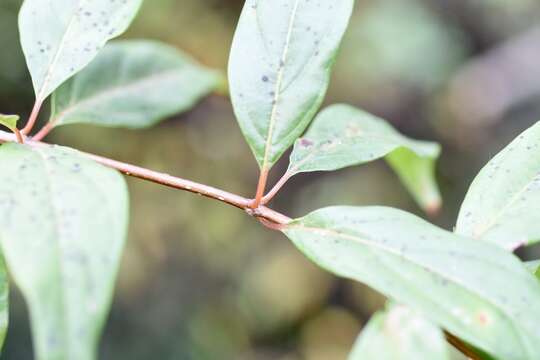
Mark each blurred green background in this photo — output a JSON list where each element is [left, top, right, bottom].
[[2, 0, 540, 358]]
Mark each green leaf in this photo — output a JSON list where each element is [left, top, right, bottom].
[[524, 261, 540, 280], [287, 105, 441, 212], [0, 114, 20, 132], [349, 303, 450, 360], [19, 0, 143, 101], [456, 122, 540, 250], [49, 40, 221, 130], [228, 0, 354, 169], [283, 206, 540, 359], [0, 143, 129, 360]]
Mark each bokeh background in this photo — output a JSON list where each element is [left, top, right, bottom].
[[2, 0, 540, 358]]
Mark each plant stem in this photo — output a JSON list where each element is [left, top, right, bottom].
[[262, 171, 293, 205], [445, 331, 483, 360], [252, 167, 269, 208], [21, 99, 43, 135], [0, 130, 291, 226], [13, 128, 24, 144], [33, 121, 54, 141]]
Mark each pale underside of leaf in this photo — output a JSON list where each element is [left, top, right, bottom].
[[0, 143, 128, 360], [456, 122, 540, 250], [287, 104, 441, 211], [349, 303, 450, 360], [228, 0, 354, 168], [50, 40, 221, 129], [19, 0, 143, 100], [283, 206, 540, 359]]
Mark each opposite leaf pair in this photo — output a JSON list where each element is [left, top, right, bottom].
[[229, 0, 441, 212]]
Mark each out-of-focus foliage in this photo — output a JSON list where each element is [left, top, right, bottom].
[[349, 304, 450, 360], [51, 40, 221, 129], [3, 0, 540, 359]]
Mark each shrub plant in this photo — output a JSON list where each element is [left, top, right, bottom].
[[0, 1, 539, 359]]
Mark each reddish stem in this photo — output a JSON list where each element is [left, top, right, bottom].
[[444, 332, 483, 360], [0, 129, 291, 226], [13, 128, 24, 144], [261, 171, 293, 205], [252, 167, 269, 209], [21, 99, 43, 135], [33, 121, 55, 141]]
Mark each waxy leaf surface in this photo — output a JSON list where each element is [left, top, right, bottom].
[[0, 143, 128, 360], [50, 40, 221, 129], [456, 122, 540, 250], [19, 0, 143, 100], [288, 105, 441, 211], [229, 0, 354, 169], [283, 206, 540, 359]]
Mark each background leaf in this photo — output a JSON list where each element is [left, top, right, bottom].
[[287, 105, 441, 212], [0, 114, 19, 132], [19, 0, 143, 101], [49, 40, 221, 130], [283, 206, 540, 359], [0, 143, 128, 360], [228, 0, 354, 169], [456, 122, 540, 250], [349, 303, 450, 360]]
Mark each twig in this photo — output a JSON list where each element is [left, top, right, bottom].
[[252, 167, 269, 208], [0, 129, 291, 226], [21, 99, 43, 135], [445, 331, 483, 360], [32, 121, 54, 141], [262, 171, 293, 205]]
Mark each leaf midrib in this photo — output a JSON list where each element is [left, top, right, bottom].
[[289, 131, 425, 174], [38, 0, 85, 100], [261, 0, 300, 169], [472, 170, 539, 242], [52, 68, 185, 125], [33, 147, 70, 354], [287, 223, 537, 353]]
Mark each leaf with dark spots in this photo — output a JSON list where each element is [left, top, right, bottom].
[[456, 122, 540, 250], [283, 206, 540, 359], [0, 143, 128, 360], [49, 40, 221, 130], [229, 0, 354, 169], [19, 0, 143, 101], [286, 105, 441, 212]]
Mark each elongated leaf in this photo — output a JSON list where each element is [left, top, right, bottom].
[[228, 0, 354, 169], [0, 143, 128, 360], [19, 0, 143, 101], [0, 114, 20, 132], [287, 105, 441, 212], [49, 40, 221, 130], [456, 122, 540, 250], [349, 303, 450, 360], [283, 206, 540, 359]]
